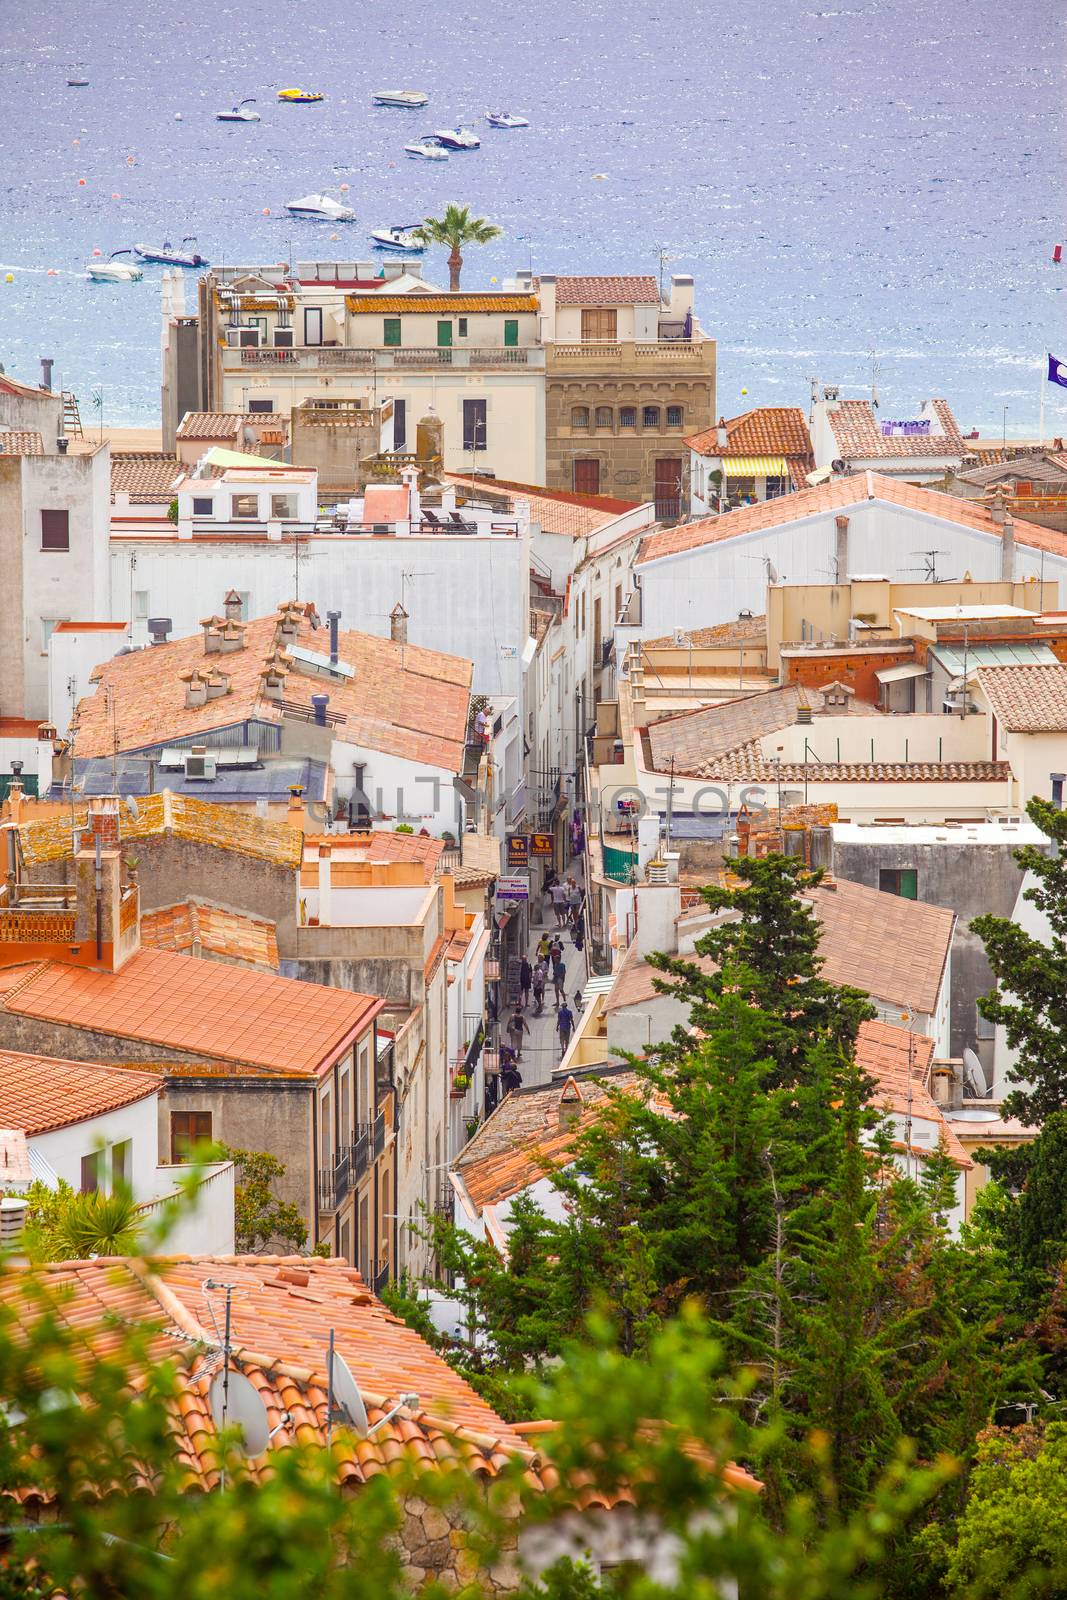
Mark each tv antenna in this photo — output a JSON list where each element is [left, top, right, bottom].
[[905, 549, 953, 584], [657, 246, 677, 299], [869, 349, 881, 410], [200, 1279, 290, 1478], [744, 553, 782, 585]]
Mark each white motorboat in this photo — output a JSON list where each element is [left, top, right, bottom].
[[485, 111, 529, 128], [86, 250, 143, 283], [134, 237, 208, 268], [433, 126, 480, 150], [373, 89, 429, 108], [284, 193, 356, 221], [217, 98, 260, 122], [370, 225, 425, 252], [404, 137, 448, 161]]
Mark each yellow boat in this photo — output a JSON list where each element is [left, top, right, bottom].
[[277, 88, 324, 103]]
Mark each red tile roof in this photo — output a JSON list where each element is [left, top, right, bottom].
[[804, 879, 954, 1014], [0, 1049, 158, 1133], [977, 662, 1067, 732], [827, 399, 963, 460], [0, 431, 44, 456], [1, 950, 381, 1076], [444, 473, 642, 536], [855, 1020, 970, 1167], [641, 615, 767, 648], [110, 453, 180, 503], [176, 412, 290, 441], [553, 276, 660, 306], [685, 407, 813, 459], [636, 471, 1067, 565], [19, 791, 303, 868], [139, 900, 280, 970]]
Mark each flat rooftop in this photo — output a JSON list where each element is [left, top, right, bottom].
[[831, 818, 1047, 846]]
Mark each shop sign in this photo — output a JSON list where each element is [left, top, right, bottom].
[[496, 874, 530, 902], [506, 833, 530, 868], [530, 833, 555, 857]]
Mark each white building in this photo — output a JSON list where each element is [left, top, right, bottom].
[[809, 390, 966, 483]]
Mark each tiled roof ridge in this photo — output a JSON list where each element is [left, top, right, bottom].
[[0, 961, 51, 1002]]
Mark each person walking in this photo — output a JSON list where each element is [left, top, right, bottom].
[[557, 1002, 574, 1057], [519, 956, 532, 1008], [565, 877, 582, 924], [549, 879, 569, 927], [532, 959, 547, 1014], [507, 1006, 530, 1060], [572, 913, 585, 953], [552, 954, 567, 1008], [537, 933, 551, 964]]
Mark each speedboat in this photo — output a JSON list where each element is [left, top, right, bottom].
[[434, 126, 480, 150], [217, 98, 260, 122], [277, 88, 323, 103], [86, 251, 143, 283], [373, 89, 429, 108], [285, 193, 356, 221], [485, 111, 529, 128], [370, 225, 425, 251], [67, 77, 89, 87], [404, 137, 448, 161], [134, 237, 208, 268]]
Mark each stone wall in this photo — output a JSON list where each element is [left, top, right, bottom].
[[393, 1492, 521, 1594]]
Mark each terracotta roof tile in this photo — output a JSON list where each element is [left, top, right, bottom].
[[553, 276, 660, 306], [302, 829, 444, 881], [804, 879, 954, 1014], [601, 938, 717, 1014], [69, 608, 473, 773], [0, 1048, 158, 1133], [977, 662, 1067, 731], [828, 398, 963, 460], [1, 950, 381, 1076], [0, 431, 44, 456], [175, 412, 289, 441], [19, 791, 303, 868], [110, 453, 181, 502], [646, 684, 868, 776], [636, 472, 1067, 565], [139, 900, 280, 970], [444, 473, 642, 536], [641, 615, 767, 649], [855, 1020, 970, 1167], [685, 407, 813, 459]]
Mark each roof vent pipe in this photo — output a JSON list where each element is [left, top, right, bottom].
[[40, 358, 53, 392], [311, 693, 329, 727], [327, 610, 341, 667]]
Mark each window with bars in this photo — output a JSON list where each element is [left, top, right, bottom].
[[619, 407, 636, 429], [571, 406, 590, 430], [666, 404, 683, 428], [642, 406, 660, 429], [595, 406, 613, 428]]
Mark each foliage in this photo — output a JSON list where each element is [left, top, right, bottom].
[[412, 204, 502, 290], [394, 823, 414, 834], [11, 1179, 141, 1262], [220, 1146, 309, 1254], [166, 497, 178, 524], [972, 796, 1067, 1125]]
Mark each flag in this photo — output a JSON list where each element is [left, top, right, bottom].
[[1049, 354, 1067, 389]]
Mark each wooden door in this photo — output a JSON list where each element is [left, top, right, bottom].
[[574, 458, 600, 494], [654, 458, 683, 520]]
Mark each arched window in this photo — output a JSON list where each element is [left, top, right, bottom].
[[666, 404, 683, 429], [619, 406, 636, 429], [642, 405, 660, 429], [571, 406, 590, 430], [595, 406, 613, 429]]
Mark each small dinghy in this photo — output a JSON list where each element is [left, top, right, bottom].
[[86, 250, 143, 283], [217, 98, 260, 122], [485, 111, 529, 128], [134, 237, 208, 268], [404, 137, 448, 161]]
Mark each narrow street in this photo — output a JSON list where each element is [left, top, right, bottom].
[[508, 868, 589, 1089]]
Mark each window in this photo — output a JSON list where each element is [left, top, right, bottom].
[[879, 867, 918, 900], [80, 1151, 103, 1194], [458, 317, 468, 337], [247, 398, 275, 414], [340, 1069, 351, 1140], [320, 1088, 332, 1168], [571, 406, 590, 430], [270, 492, 298, 520], [595, 406, 613, 429], [765, 476, 787, 499], [581, 308, 617, 342], [642, 405, 660, 429], [503, 318, 519, 347], [231, 493, 258, 519], [339, 1218, 352, 1265], [41, 509, 69, 551], [619, 406, 636, 429], [192, 496, 213, 516], [666, 404, 683, 428], [133, 589, 149, 620], [303, 307, 323, 346], [462, 398, 487, 451], [41, 619, 60, 652], [976, 1002, 995, 1041], [111, 1139, 131, 1191], [383, 317, 401, 347], [170, 1111, 212, 1163], [436, 320, 453, 348], [393, 397, 406, 451]]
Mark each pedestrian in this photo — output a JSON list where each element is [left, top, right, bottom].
[[557, 1002, 574, 1056], [519, 956, 532, 1008], [501, 1059, 523, 1094], [548, 936, 564, 971], [537, 933, 551, 964], [572, 987, 584, 1011], [566, 878, 582, 923], [473, 706, 488, 746], [552, 955, 567, 1007], [550, 879, 568, 927], [572, 915, 585, 953], [507, 1006, 530, 1060], [532, 960, 547, 1014]]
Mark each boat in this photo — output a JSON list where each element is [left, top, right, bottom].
[[85, 251, 143, 283], [373, 89, 429, 108], [404, 137, 448, 161], [277, 88, 323, 103], [134, 237, 208, 268], [370, 225, 425, 252], [284, 193, 356, 221], [217, 98, 260, 122], [485, 111, 529, 128], [67, 77, 89, 87], [433, 126, 480, 150]]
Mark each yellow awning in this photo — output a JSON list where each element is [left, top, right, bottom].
[[723, 456, 787, 477]]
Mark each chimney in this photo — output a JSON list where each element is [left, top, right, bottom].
[[796, 701, 813, 726], [74, 837, 123, 969], [557, 1076, 584, 1130], [147, 617, 172, 646], [201, 616, 224, 653], [1000, 509, 1015, 582], [311, 693, 329, 727], [835, 514, 849, 584], [635, 881, 682, 959], [327, 610, 341, 666], [87, 796, 120, 850], [390, 603, 409, 645], [318, 843, 332, 926], [40, 358, 53, 392], [276, 604, 301, 642], [205, 669, 230, 700], [182, 668, 209, 708], [288, 783, 305, 819], [716, 416, 728, 450], [56, 436, 69, 454], [0, 1197, 29, 1248], [218, 620, 246, 654], [223, 589, 243, 622]]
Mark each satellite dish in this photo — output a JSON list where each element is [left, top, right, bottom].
[[209, 1368, 270, 1456], [831, 458, 846, 473], [124, 795, 140, 820], [962, 1048, 986, 1099], [328, 1349, 369, 1437]]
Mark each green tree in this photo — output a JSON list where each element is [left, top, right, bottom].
[[221, 1147, 309, 1254], [934, 1422, 1067, 1599], [412, 204, 502, 291], [972, 796, 1067, 1125]]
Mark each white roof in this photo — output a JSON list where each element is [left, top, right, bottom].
[[831, 818, 1046, 846], [875, 662, 929, 684], [895, 604, 1038, 622]]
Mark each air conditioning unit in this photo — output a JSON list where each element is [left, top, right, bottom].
[[274, 328, 295, 348], [185, 745, 217, 780]]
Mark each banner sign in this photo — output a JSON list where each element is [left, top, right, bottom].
[[506, 834, 530, 868]]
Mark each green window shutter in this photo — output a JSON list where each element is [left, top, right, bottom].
[[383, 318, 401, 347], [437, 320, 453, 347], [900, 869, 918, 900], [503, 319, 519, 347]]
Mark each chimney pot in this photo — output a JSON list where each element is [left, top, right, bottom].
[[311, 693, 329, 727], [327, 610, 341, 667], [390, 603, 409, 645]]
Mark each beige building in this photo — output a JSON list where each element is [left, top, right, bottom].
[[539, 273, 715, 513]]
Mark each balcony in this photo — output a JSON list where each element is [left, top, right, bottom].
[[549, 339, 707, 363], [235, 345, 544, 370]]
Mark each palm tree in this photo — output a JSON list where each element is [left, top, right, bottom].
[[413, 204, 502, 292], [47, 1189, 141, 1260]]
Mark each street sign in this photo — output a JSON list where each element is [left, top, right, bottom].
[[530, 833, 554, 857], [506, 833, 530, 869], [496, 875, 529, 902]]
